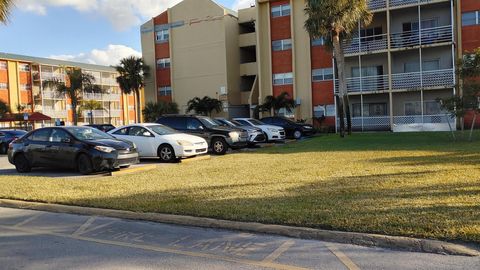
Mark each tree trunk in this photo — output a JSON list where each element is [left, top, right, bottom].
[[345, 95, 352, 135], [469, 113, 477, 142], [135, 90, 142, 123], [336, 95, 345, 137], [72, 100, 78, 126], [332, 32, 349, 137]]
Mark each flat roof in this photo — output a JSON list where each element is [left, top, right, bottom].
[[0, 52, 117, 73]]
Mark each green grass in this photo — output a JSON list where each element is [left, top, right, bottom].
[[1, 131, 480, 243]]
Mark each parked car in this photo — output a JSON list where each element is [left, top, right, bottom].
[[8, 126, 139, 174], [260, 116, 315, 139], [85, 124, 116, 133], [0, 129, 27, 154], [233, 118, 285, 142], [156, 115, 248, 155], [109, 123, 208, 162], [214, 118, 266, 146]]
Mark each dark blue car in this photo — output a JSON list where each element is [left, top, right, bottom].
[[0, 129, 27, 154]]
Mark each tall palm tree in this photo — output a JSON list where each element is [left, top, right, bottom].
[[43, 68, 100, 125], [114, 56, 149, 123], [79, 100, 105, 124], [187, 96, 222, 117], [305, 0, 372, 136], [259, 92, 296, 116], [143, 101, 179, 122], [0, 0, 13, 24]]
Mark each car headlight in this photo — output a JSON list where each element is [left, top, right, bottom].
[[177, 140, 193, 147], [94, 146, 116, 153], [229, 131, 240, 140], [267, 128, 278, 132]]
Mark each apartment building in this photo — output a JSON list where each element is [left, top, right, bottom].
[[0, 53, 137, 128], [142, 0, 478, 132]]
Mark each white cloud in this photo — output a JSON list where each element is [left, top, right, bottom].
[[49, 44, 141, 66], [232, 0, 255, 10], [17, 0, 182, 31]]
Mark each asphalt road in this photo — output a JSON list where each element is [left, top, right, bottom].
[[0, 207, 478, 270]]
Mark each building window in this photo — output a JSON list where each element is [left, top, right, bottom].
[[311, 37, 325, 46], [19, 64, 30, 72], [273, 73, 293, 85], [404, 100, 443, 115], [156, 29, 169, 43], [272, 39, 292, 51], [404, 60, 440, 73], [404, 101, 422, 115], [360, 26, 383, 41], [0, 82, 7, 89], [158, 86, 172, 96], [353, 103, 387, 117], [312, 68, 333, 81], [156, 58, 171, 69], [462, 11, 478, 26], [271, 4, 290, 18], [314, 104, 335, 117], [0, 61, 7, 70]]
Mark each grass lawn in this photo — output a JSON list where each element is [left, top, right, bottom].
[[1, 132, 479, 243]]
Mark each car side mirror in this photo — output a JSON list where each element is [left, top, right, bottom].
[[143, 132, 152, 137], [198, 126, 204, 130]]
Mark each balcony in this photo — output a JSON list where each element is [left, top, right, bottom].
[[83, 92, 103, 100], [335, 74, 389, 94], [240, 62, 258, 76], [239, 32, 257, 47], [41, 72, 65, 82], [43, 109, 67, 119], [389, 0, 445, 8], [335, 69, 454, 94], [101, 78, 117, 86], [393, 114, 455, 132], [391, 69, 454, 90], [83, 110, 107, 118], [343, 33, 388, 55], [368, 0, 387, 10], [390, 25, 452, 49], [337, 116, 391, 131], [42, 91, 64, 99]]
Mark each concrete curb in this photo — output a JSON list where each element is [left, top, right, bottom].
[[109, 165, 158, 176], [180, 155, 211, 163], [0, 199, 478, 257]]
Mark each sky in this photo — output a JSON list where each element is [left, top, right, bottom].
[[0, 0, 256, 66]]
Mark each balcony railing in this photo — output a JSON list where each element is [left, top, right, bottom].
[[391, 69, 454, 90], [390, 25, 452, 49], [42, 91, 64, 99], [343, 33, 388, 55], [101, 78, 117, 85], [83, 92, 121, 101], [337, 116, 391, 131], [43, 109, 67, 119], [41, 72, 65, 82], [389, 0, 437, 8], [83, 110, 107, 118], [393, 114, 455, 125], [335, 74, 389, 93], [368, 0, 387, 10]]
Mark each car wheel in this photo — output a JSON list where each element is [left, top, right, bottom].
[[158, 145, 176, 163], [211, 137, 227, 155], [14, 154, 31, 173], [263, 132, 270, 143], [293, 130, 302, 140], [77, 154, 94, 175], [0, 143, 6, 154]]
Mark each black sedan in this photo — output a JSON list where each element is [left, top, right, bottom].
[[0, 129, 27, 154], [85, 124, 116, 133], [8, 126, 139, 174], [260, 117, 315, 139]]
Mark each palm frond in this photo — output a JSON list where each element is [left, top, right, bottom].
[[0, 0, 14, 24]]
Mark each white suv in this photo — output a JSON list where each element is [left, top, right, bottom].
[[233, 118, 285, 142]]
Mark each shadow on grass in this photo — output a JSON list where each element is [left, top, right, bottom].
[[62, 169, 480, 244]]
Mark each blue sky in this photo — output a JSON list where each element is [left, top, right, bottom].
[[0, 0, 253, 65]]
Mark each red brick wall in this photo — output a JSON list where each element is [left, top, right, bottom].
[[154, 11, 172, 102], [0, 63, 8, 104], [273, 85, 293, 97], [312, 81, 334, 105]]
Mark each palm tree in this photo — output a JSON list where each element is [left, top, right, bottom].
[[79, 100, 105, 125], [305, 0, 372, 136], [114, 56, 149, 123], [0, 100, 9, 118], [186, 96, 223, 117], [259, 92, 296, 116], [143, 101, 179, 122], [0, 0, 13, 24], [43, 68, 100, 125]]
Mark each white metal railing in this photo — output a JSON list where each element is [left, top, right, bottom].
[[83, 92, 103, 100], [337, 116, 391, 130], [107, 109, 122, 117], [335, 74, 389, 93], [390, 25, 452, 49], [42, 91, 64, 99], [41, 72, 65, 82], [43, 109, 67, 119], [343, 33, 388, 55], [368, 0, 387, 10], [101, 78, 117, 85], [83, 110, 107, 118], [389, 0, 436, 8], [391, 69, 454, 90], [393, 114, 455, 125], [103, 93, 121, 100]]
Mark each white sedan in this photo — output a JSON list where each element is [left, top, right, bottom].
[[108, 123, 208, 162], [233, 118, 285, 142]]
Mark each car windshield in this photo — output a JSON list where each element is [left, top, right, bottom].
[[149, 125, 178, 135], [65, 127, 114, 141], [216, 119, 235, 127], [198, 117, 219, 128], [230, 120, 243, 126], [248, 119, 265, 125], [8, 130, 27, 136]]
